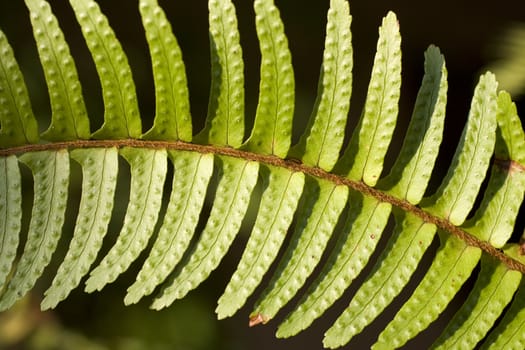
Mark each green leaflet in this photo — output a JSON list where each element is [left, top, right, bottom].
[[380, 45, 447, 203], [41, 148, 118, 310], [336, 12, 401, 186], [277, 191, 391, 338], [463, 140, 525, 246], [69, 0, 142, 139], [432, 247, 523, 350], [0, 156, 21, 288], [373, 233, 481, 350], [290, 0, 352, 171], [243, 0, 294, 158], [1, 1, 525, 348], [424, 73, 498, 225], [482, 280, 525, 349], [323, 209, 436, 348], [250, 178, 348, 324], [0, 150, 69, 311], [323, 47, 447, 348], [496, 91, 525, 164], [0, 30, 39, 147], [476, 92, 525, 247], [216, 165, 305, 319], [196, 0, 244, 147], [140, 0, 192, 142], [151, 156, 258, 310], [374, 78, 521, 348], [25, 0, 90, 141], [85, 148, 166, 292], [125, 151, 213, 305]]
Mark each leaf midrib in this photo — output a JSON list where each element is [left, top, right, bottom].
[[1, 138, 523, 275]]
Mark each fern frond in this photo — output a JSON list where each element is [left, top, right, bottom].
[[0, 0, 525, 348]]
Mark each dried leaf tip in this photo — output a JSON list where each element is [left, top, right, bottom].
[[249, 313, 267, 327]]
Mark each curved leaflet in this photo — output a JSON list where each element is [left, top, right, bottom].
[[0, 150, 69, 311], [0, 156, 21, 288], [125, 151, 213, 304], [85, 148, 166, 292], [432, 248, 523, 349], [140, 0, 192, 141], [197, 0, 244, 147], [151, 156, 258, 310], [0, 30, 39, 147], [337, 12, 401, 186], [291, 0, 352, 171], [69, 0, 142, 139], [243, 0, 294, 158], [42, 148, 118, 309], [277, 192, 391, 338], [25, 0, 90, 141], [216, 166, 305, 319], [250, 178, 348, 324]]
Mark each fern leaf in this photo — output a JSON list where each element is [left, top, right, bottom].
[[2, 1, 525, 348], [380, 45, 447, 203], [0, 156, 22, 288], [151, 157, 258, 310], [0, 30, 39, 147], [323, 45, 447, 348], [323, 209, 436, 348], [481, 280, 525, 349], [496, 91, 525, 164], [41, 147, 118, 310], [250, 178, 348, 325], [277, 191, 391, 338], [196, 0, 244, 147], [372, 72, 499, 348], [373, 233, 481, 350], [482, 91, 525, 247], [243, 0, 294, 158], [0, 150, 69, 311], [85, 148, 166, 292], [125, 151, 213, 305], [140, 0, 192, 142], [290, 0, 352, 171], [424, 73, 498, 225], [69, 0, 142, 139], [216, 166, 304, 319], [432, 247, 523, 349], [462, 94, 525, 248], [336, 11, 401, 186], [25, 0, 90, 141]]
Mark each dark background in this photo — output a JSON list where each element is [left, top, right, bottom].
[[1, 0, 525, 349]]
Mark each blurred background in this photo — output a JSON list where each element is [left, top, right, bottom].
[[1, 0, 525, 349]]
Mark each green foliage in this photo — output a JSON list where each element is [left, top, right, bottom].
[[0, 0, 525, 348]]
